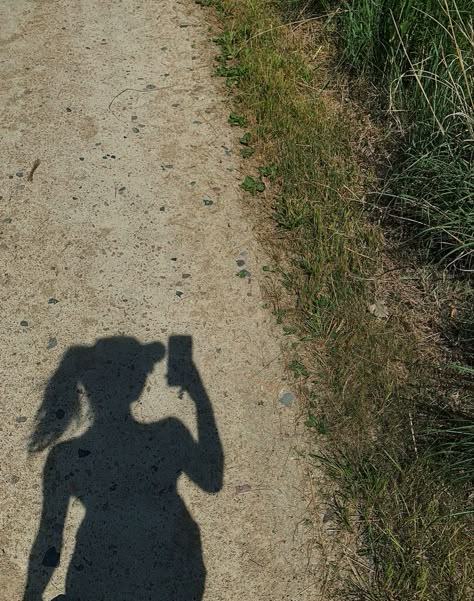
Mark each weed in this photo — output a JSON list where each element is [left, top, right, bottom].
[[258, 164, 278, 180], [228, 112, 247, 127], [239, 132, 251, 146], [240, 175, 265, 195], [240, 147, 255, 158], [305, 412, 329, 434], [289, 358, 309, 380]]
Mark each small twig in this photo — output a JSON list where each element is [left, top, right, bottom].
[[409, 411, 419, 458], [107, 85, 175, 111], [27, 159, 41, 182]]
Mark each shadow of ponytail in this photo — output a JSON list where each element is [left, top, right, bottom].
[[29, 346, 86, 453]]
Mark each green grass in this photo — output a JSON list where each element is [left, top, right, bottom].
[[196, 0, 474, 598], [317, 0, 474, 270]]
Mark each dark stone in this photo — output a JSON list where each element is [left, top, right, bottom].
[[16, 171, 24, 178], [42, 546, 60, 568], [78, 448, 91, 458], [20, 320, 28, 327], [16, 416, 27, 423], [236, 259, 245, 267], [47, 337, 58, 350], [48, 298, 59, 304]]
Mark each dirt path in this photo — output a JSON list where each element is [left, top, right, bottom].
[[0, 1, 320, 599]]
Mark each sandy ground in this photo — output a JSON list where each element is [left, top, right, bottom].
[[0, 1, 321, 599]]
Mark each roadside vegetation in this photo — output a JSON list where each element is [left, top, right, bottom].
[[335, 0, 473, 271], [196, 0, 473, 599]]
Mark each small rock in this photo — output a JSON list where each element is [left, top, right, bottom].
[[176, 290, 183, 298], [236, 259, 245, 267], [236, 269, 251, 278], [16, 416, 27, 423], [236, 484, 252, 494], [11, 475, 20, 484], [20, 320, 28, 327], [368, 300, 389, 319], [47, 337, 58, 350], [279, 391, 295, 407], [203, 199, 214, 206], [16, 171, 24, 178], [146, 84, 157, 89], [66, 107, 72, 112], [132, 127, 140, 133], [48, 298, 59, 304], [131, 115, 138, 121], [182, 273, 191, 279], [78, 448, 91, 458]]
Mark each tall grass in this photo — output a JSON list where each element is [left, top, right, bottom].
[[338, 0, 474, 270]]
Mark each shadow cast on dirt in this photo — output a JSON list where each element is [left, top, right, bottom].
[[23, 335, 224, 601]]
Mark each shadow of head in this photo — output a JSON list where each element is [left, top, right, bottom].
[[29, 336, 166, 453]]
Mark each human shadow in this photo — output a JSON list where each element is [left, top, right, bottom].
[[23, 336, 224, 601]]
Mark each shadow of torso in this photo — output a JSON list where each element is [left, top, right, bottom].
[[49, 417, 204, 601]]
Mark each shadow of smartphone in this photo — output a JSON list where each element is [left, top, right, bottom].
[[167, 335, 193, 389]]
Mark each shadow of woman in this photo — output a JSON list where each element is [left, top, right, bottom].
[[23, 336, 224, 601]]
